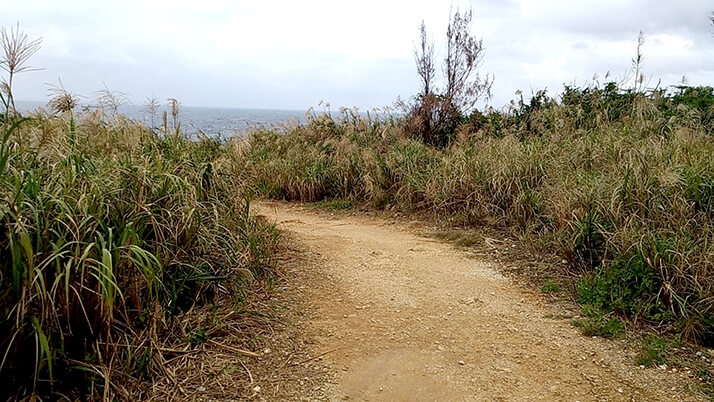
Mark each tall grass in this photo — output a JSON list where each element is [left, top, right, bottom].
[[236, 86, 714, 344], [0, 106, 278, 399]]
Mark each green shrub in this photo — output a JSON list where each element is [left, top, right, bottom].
[[541, 279, 561, 294], [573, 308, 626, 339], [576, 251, 667, 320], [636, 334, 669, 367]]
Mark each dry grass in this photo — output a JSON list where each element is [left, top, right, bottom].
[[139, 236, 335, 401], [235, 86, 714, 345], [0, 104, 281, 399], [0, 25, 287, 399]]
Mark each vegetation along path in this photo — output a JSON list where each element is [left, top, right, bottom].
[[255, 201, 701, 401]]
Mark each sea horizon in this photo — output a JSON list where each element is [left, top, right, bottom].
[[13, 100, 309, 137]]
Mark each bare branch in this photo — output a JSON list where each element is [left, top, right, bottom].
[[444, 9, 492, 112], [408, 8, 492, 146], [414, 20, 435, 97]]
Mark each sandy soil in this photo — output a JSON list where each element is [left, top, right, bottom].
[[255, 201, 704, 401]]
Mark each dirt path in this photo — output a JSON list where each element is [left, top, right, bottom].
[[255, 201, 702, 401]]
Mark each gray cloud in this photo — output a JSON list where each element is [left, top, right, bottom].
[[2, 0, 713, 110]]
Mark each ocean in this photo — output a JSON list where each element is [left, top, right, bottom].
[[14, 101, 307, 138]]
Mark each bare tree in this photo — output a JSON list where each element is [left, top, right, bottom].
[[0, 23, 42, 114], [415, 20, 435, 97], [408, 8, 492, 146], [443, 9, 492, 112]]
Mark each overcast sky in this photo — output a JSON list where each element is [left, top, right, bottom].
[[2, 0, 713, 110]]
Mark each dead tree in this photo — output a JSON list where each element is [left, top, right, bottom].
[[409, 9, 492, 146]]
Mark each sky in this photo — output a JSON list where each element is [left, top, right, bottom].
[[2, 0, 713, 111]]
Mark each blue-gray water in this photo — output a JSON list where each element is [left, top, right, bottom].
[[15, 101, 307, 137]]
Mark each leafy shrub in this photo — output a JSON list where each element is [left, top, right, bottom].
[[636, 333, 669, 366], [573, 308, 626, 338], [667, 86, 714, 133], [576, 251, 667, 320], [541, 279, 561, 294]]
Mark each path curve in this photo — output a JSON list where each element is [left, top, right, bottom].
[[256, 201, 701, 401]]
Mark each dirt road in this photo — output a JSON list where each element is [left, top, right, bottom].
[[256, 201, 701, 401]]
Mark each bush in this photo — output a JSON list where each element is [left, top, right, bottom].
[[573, 308, 626, 339], [576, 251, 667, 321], [636, 334, 669, 367]]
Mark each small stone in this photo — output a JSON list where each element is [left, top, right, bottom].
[[379, 387, 384, 391], [458, 360, 465, 365], [198, 386, 206, 392], [263, 348, 271, 354], [617, 388, 623, 393], [253, 385, 261, 393]]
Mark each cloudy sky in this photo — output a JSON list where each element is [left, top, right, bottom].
[[2, 0, 713, 110]]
